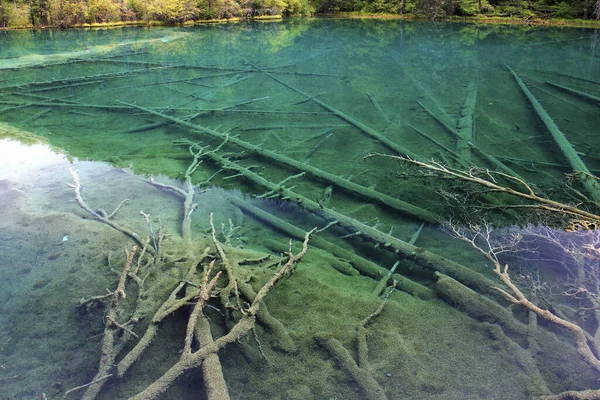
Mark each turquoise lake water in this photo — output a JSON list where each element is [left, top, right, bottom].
[[0, 19, 599, 400]]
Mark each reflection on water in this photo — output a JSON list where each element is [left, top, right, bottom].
[[0, 20, 599, 400], [0, 139, 66, 181]]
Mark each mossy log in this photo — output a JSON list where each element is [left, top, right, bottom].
[[455, 82, 477, 164], [236, 280, 298, 353], [25, 80, 105, 93], [0, 66, 173, 92], [114, 71, 243, 89], [540, 388, 600, 400], [482, 323, 551, 397], [499, 156, 600, 175], [407, 124, 469, 168], [122, 97, 269, 134], [82, 247, 137, 400], [314, 332, 389, 400], [86, 58, 248, 73], [227, 195, 433, 300], [366, 92, 390, 124], [407, 75, 455, 124], [128, 315, 257, 400], [417, 100, 523, 179], [546, 81, 600, 104], [0, 99, 334, 116], [195, 315, 231, 400], [127, 103, 438, 223], [302, 129, 335, 161], [269, 70, 358, 79], [116, 258, 205, 378], [178, 73, 250, 106], [434, 272, 528, 339], [505, 64, 600, 204], [259, 71, 423, 160], [204, 150, 500, 300], [536, 69, 600, 86], [372, 223, 423, 297], [239, 124, 347, 132], [127, 231, 314, 400]]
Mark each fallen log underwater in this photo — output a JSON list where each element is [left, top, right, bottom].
[[121, 102, 439, 223], [505, 64, 600, 204], [179, 141, 502, 301]]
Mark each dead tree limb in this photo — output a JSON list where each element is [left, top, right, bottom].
[[81, 246, 137, 400], [449, 224, 600, 375], [195, 314, 230, 400], [257, 70, 422, 160], [505, 64, 600, 204], [147, 143, 209, 242], [208, 212, 297, 353], [201, 148, 500, 299], [315, 294, 392, 400], [68, 168, 152, 253], [495, 264, 600, 373], [127, 230, 314, 400], [416, 100, 523, 179], [540, 388, 600, 400], [122, 103, 438, 223], [366, 153, 600, 224], [315, 332, 389, 400], [226, 195, 433, 299], [372, 223, 423, 297], [116, 250, 209, 378], [546, 81, 600, 104]]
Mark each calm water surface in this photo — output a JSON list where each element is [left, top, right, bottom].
[[0, 20, 599, 400]]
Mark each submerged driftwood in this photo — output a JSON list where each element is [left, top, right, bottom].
[[455, 81, 478, 164], [256, 70, 423, 160], [226, 194, 433, 300], [67, 153, 314, 400], [124, 102, 439, 223], [0, 66, 175, 92], [416, 100, 523, 179], [546, 81, 600, 104], [198, 145, 500, 300], [505, 64, 600, 204]]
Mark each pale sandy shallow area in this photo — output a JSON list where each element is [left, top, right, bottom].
[[0, 32, 189, 70]]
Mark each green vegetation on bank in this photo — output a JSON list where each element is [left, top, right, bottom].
[[0, 0, 598, 29], [0, 0, 308, 29]]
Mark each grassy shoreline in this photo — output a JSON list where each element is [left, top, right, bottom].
[[320, 12, 600, 28], [1, 12, 599, 30], [0, 15, 282, 31]]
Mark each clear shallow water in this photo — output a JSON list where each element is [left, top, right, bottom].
[[0, 20, 599, 400]]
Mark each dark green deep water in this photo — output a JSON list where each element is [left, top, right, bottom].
[[0, 19, 599, 399]]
